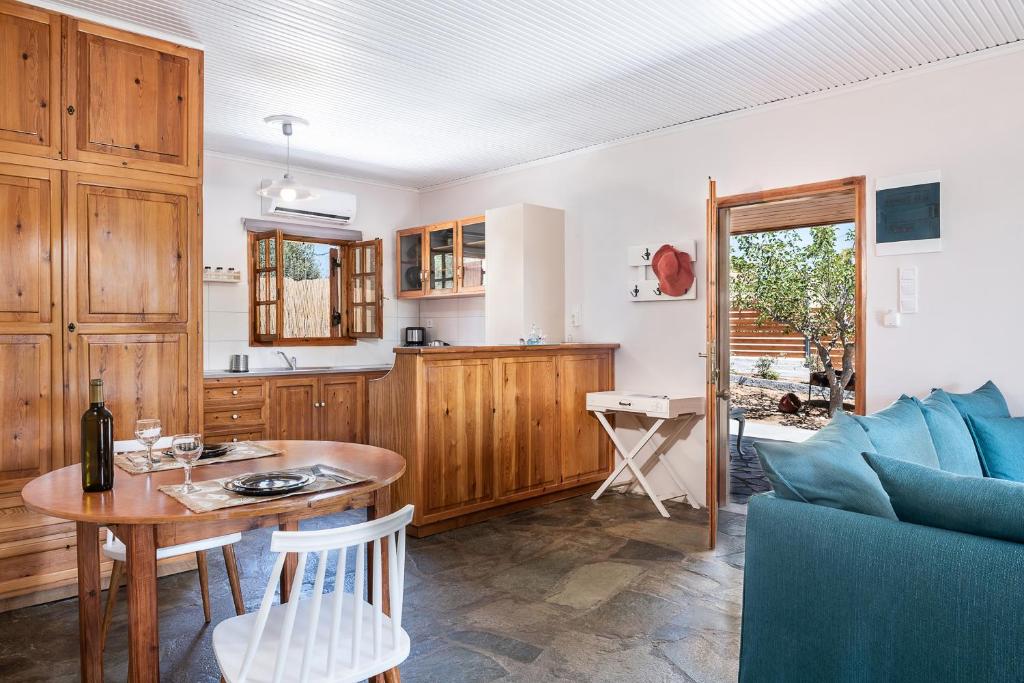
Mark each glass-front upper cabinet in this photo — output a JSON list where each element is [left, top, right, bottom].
[[394, 217, 486, 299], [427, 222, 457, 295], [457, 215, 485, 294], [397, 227, 426, 298]]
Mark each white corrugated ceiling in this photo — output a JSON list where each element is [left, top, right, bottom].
[[45, 0, 1024, 188]]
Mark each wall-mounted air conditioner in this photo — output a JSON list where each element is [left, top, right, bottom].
[[260, 182, 357, 224]]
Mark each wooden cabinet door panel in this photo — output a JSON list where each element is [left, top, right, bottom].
[[320, 375, 365, 444], [422, 359, 494, 518], [495, 356, 559, 498], [64, 20, 202, 176], [66, 333, 189, 458], [0, 165, 59, 323], [0, 1, 60, 158], [558, 354, 612, 483], [67, 174, 192, 324], [268, 377, 318, 441], [0, 335, 55, 490]]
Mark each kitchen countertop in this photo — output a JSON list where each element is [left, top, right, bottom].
[[394, 343, 620, 354], [204, 364, 393, 379]]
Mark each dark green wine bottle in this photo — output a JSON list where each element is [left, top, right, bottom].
[[81, 379, 114, 492]]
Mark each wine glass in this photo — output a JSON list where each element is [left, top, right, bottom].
[[171, 434, 203, 494], [134, 418, 162, 470]]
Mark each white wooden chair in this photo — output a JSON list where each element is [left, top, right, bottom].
[[102, 439, 246, 648], [212, 505, 414, 683]]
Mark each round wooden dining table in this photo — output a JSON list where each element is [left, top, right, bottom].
[[21, 440, 406, 683]]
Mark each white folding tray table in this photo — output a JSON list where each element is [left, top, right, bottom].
[[587, 391, 706, 517]]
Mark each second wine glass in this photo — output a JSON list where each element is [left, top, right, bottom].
[[171, 433, 203, 494], [134, 418, 162, 470]]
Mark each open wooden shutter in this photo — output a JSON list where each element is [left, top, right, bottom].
[[250, 230, 283, 342], [345, 238, 383, 339]]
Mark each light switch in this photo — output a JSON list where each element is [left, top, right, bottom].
[[898, 266, 918, 314], [883, 310, 901, 328]]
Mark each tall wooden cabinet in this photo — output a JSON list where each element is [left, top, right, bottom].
[[0, 0, 204, 608]]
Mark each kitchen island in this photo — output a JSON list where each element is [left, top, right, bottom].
[[369, 344, 618, 536]]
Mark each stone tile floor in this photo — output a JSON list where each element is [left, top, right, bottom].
[[0, 493, 746, 682]]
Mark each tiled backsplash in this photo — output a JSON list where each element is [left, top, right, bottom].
[[203, 282, 418, 371], [418, 296, 485, 345]]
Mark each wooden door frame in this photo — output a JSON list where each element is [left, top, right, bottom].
[[705, 176, 867, 548]]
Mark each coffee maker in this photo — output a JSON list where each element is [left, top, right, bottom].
[[404, 326, 426, 346]]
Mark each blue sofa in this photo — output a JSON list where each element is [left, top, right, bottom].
[[740, 494, 1024, 682], [739, 383, 1024, 682]]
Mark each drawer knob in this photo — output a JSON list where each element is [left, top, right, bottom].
[[231, 389, 240, 396], [231, 414, 240, 420], [232, 437, 238, 442]]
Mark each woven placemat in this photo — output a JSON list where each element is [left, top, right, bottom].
[[158, 464, 369, 513], [115, 441, 280, 474]]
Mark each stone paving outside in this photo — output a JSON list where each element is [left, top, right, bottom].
[[0, 494, 746, 682], [728, 435, 772, 505]]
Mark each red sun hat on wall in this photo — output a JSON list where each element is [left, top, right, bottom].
[[651, 244, 695, 296]]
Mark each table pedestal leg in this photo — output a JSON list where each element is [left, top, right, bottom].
[[278, 519, 299, 603], [76, 522, 103, 683], [368, 486, 400, 683], [124, 523, 159, 682]]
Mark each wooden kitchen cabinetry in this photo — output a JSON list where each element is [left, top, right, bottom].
[[0, 1, 61, 159], [0, 0, 204, 609], [64, 17, 203, 177], [395, 215, 485, 299], [203, 371, 379, 446], [369, 344, 617, 536]]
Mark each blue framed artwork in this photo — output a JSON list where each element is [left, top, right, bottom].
[[875, 172, 941, 256]]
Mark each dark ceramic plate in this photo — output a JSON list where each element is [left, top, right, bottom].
[[163, 443, 233, 460], [223, 471, 315, 496]]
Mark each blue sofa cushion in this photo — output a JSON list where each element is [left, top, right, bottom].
[[966, 416, 1024, 482], [753, 411, 896, 520], [945, 380, 1010, 421], [914, 390, 983, 477], [863, 451, 1024, 544], [850, 396, 940, 468]]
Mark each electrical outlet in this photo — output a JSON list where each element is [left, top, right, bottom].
[[570, 304, 582, 327], [424, 319, 433, 328]]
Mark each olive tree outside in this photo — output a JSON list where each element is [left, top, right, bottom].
[[731, 225, 856, 416]]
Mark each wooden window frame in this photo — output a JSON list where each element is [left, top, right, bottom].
[[346, 238, 385, 339], [248, 231, 383, 346]]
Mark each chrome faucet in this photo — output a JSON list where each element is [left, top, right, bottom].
[[276, 351, 297, 370]]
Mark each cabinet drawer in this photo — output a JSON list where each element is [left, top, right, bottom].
[[204, 407, 265, 429], [204, 382, 266, 405], [205, 429, 267, 445]]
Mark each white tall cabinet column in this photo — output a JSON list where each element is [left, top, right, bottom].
[[484, 204, 565, 344]]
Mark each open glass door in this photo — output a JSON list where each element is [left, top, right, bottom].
[[705, 179, 719, 549], [705, 178, 731, 550]]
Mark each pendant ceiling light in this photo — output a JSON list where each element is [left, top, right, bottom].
[[257, 114, 317, 202]]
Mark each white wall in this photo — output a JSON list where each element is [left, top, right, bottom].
[[202, 154, 420, 370], [418, 46, 1024, 506]]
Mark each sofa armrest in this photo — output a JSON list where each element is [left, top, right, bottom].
[[740, 494, 1024, 683]]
